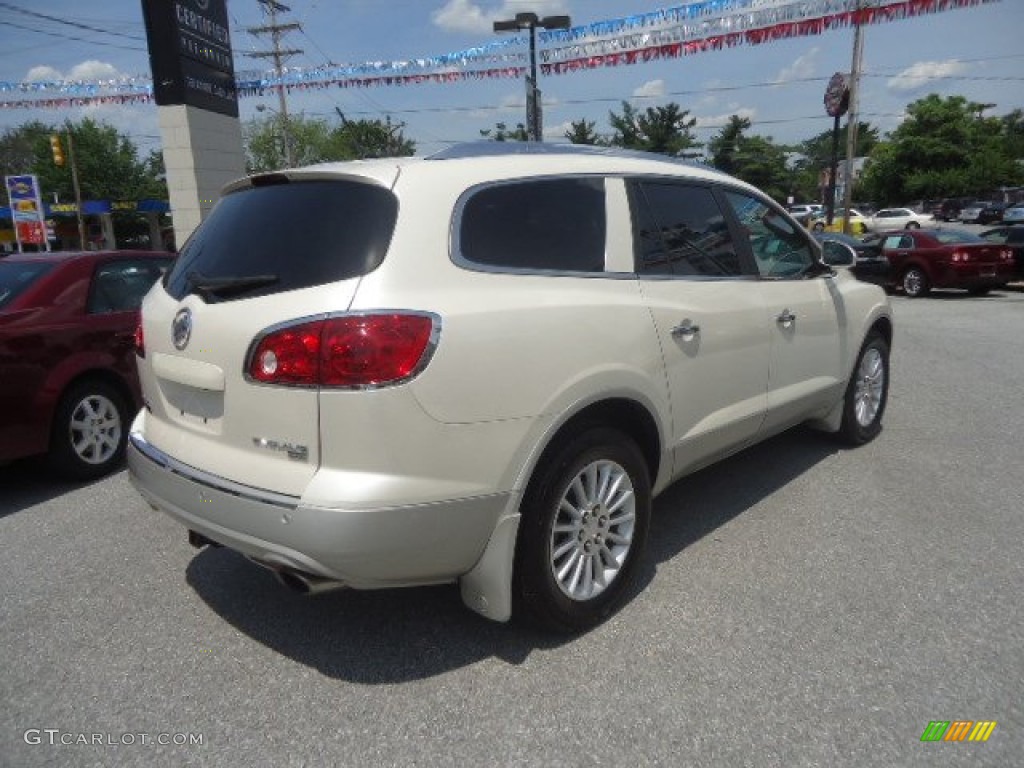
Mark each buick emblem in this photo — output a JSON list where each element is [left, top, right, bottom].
[[172, 308, 193, 350]]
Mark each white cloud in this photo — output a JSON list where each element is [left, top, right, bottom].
[[887, 59, 968, 93], [774, 47, 819, 85], [633, 79, 665, 99], [695, 107, 757, 130], [68, 61, 123, 82], [23, 61, 123, 83], [431, 0, 569, 35], [24, 66, 63, 82]]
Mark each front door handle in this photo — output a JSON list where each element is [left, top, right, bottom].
[[671, 320, 701, 340], [776, 309, 796, 326]]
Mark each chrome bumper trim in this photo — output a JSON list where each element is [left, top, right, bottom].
[[128, 431, 300, 510]]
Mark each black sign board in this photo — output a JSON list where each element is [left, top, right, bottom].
[[142, 0, 238, 118]]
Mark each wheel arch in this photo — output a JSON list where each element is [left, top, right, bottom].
[[524, 397, 662, 499]]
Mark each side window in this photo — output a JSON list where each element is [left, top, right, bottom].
[[723, 191, 815, 279], [88, 259, 170, 314], [881, 235, 903, 250], [629, 181, 743, 277], [458, 178, 606, 273]]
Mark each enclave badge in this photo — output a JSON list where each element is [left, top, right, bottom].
[[172, 308, 193, 350]]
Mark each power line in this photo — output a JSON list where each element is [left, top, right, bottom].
[[0, 1, 144, 41], [1, 20, 146, 52]]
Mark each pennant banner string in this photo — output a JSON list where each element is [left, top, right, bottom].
[[0, 0, 1000, 110]]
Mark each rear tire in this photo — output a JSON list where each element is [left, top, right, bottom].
[[513, 427, 651, 633], [906, 221, 921, 229], [47, 379, 129, 481]]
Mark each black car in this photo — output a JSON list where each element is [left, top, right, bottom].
[[980, 226, 1024, 277], [813, 231, 890, 286]]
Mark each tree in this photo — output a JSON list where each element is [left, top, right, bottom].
[[244, 113, 415, 173], [480, 122, 529, 142], [565, 119, 603, 145], [860, 94, 1023, 204], [607, 101, 701, 157], [706, 115, 751, 175], [0, 121, 52, 181], [731, 136, 793, 203], [20, 118, 166, 202]]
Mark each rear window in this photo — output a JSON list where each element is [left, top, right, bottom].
[[932, 230, 984, 245], [457, 177, 606, 273], [0, 261, 54, 311], [164, 179, 398, 302]]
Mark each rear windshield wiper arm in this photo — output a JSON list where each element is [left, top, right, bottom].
[[186, 272, 279, 301]]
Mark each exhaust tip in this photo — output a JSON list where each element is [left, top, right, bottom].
[[271, 567, 346, 596], [188, 530, 221, 549]]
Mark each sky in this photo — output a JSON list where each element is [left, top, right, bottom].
[[0, 0, 1021, 161]]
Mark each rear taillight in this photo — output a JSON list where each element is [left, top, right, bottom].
[[1001, 248, 1013, 261], [951, 250, 970, 263], [247, 313, 438, 388], [134, 322, 145, 358]]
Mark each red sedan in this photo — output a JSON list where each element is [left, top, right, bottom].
[[876, 228, 1015, 298], [0, 250, 173, 479]]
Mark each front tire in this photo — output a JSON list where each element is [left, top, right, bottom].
[[902, 267, 929, 298], [838, 333, 889, 446], [513, 427, 651, 633], [47, 379, 129, 481]]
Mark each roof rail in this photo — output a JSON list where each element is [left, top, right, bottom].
[[426, 141, 706, 168]]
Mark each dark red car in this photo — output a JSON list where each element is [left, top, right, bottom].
[[875, 229, 1015, 298], [0, 250, 173, 479]]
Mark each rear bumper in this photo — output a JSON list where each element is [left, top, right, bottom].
[[936, 263, 1013, 289], [127, 431, 509, 588]]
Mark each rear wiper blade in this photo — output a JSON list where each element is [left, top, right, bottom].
[[186, 272, 279, 301]]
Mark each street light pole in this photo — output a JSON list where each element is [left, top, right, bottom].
[[493, 12, 571, 142]]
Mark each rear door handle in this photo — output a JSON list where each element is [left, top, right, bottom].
[[776, 310, 796, 326]]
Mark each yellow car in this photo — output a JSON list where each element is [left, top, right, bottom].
[[809, 208, 870, 235]]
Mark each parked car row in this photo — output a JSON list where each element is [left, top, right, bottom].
[[796, 199, 1024, 230], [814, 226, 1019, 298]]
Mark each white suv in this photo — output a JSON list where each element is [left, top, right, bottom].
[[128, 143, 892, 632]]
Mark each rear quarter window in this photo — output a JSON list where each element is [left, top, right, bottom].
[[164, 179, 398, 302], [0, 262, 55, 311], [456, 177, 606, 273]]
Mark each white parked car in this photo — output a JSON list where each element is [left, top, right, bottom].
[[867, 207, 934, 230], [128, 143, 893, 632]]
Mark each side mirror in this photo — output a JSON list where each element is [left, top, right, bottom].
[[821, 240, 857, 268]]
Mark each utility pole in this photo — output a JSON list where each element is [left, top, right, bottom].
[[246, 0, 302, 167], [65, 123, 86, 250], [841, 0, 865, 235]]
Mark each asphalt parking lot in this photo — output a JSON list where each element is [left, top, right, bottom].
[[2, 287, 1022, 767]]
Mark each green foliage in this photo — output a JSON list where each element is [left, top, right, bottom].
[[860, 95, 1023, 204], [245, 112, 415, 172], [565, 119, 603, 145], [480, 122, 529, 142], [706, 115, 752, 175], [607, 101, 701, 157], [1, 118, 166, 202]]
